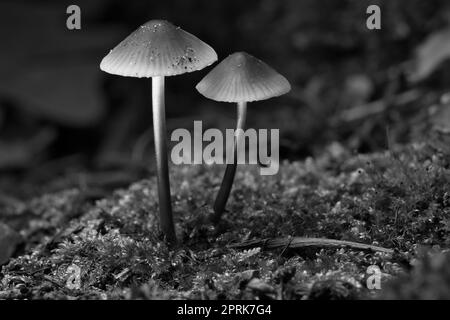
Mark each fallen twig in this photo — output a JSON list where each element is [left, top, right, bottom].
[[229, 237, 394, 254]]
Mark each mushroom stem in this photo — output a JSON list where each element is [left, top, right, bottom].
[[152, 76, 176, 243], [213, 101, 247, 223]]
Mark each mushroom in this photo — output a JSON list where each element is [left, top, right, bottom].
[[196, 52, 290, 223], [100, 20, 217, 243]]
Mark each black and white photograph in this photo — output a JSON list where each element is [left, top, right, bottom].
[[0, 0, 450, 310]]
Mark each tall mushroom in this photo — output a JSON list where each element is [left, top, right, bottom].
[[100, 20, 217, 243], [196, 52, 290, 223]]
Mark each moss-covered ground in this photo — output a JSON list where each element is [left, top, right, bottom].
[[1, 142, 449, 299]]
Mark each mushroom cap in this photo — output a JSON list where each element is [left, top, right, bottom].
[[100, 20, 217, 77], [195, 52, 291, 102]]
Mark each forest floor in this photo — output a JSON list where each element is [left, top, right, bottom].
[[1, 141, 449, 300]]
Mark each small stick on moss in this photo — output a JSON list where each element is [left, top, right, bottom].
[[229, 237, 394, 254]]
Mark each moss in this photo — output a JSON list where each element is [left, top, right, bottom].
[[0, 142, 449, 299]]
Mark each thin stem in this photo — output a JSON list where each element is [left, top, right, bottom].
[[213, 101, 247, 223], [152, 76, 176, 243]]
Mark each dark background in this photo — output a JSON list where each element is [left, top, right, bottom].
[[1, 0, 450, 194]]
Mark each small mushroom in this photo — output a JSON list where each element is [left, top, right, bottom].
[[196, 52, 290, 223], [100, 20, 217, 243]]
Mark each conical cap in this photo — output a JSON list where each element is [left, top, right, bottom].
[[100, 20, 217, 77], [196, 52, 290, 102]]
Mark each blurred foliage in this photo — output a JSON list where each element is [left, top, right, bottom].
[[1, 0, 450, 167]]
